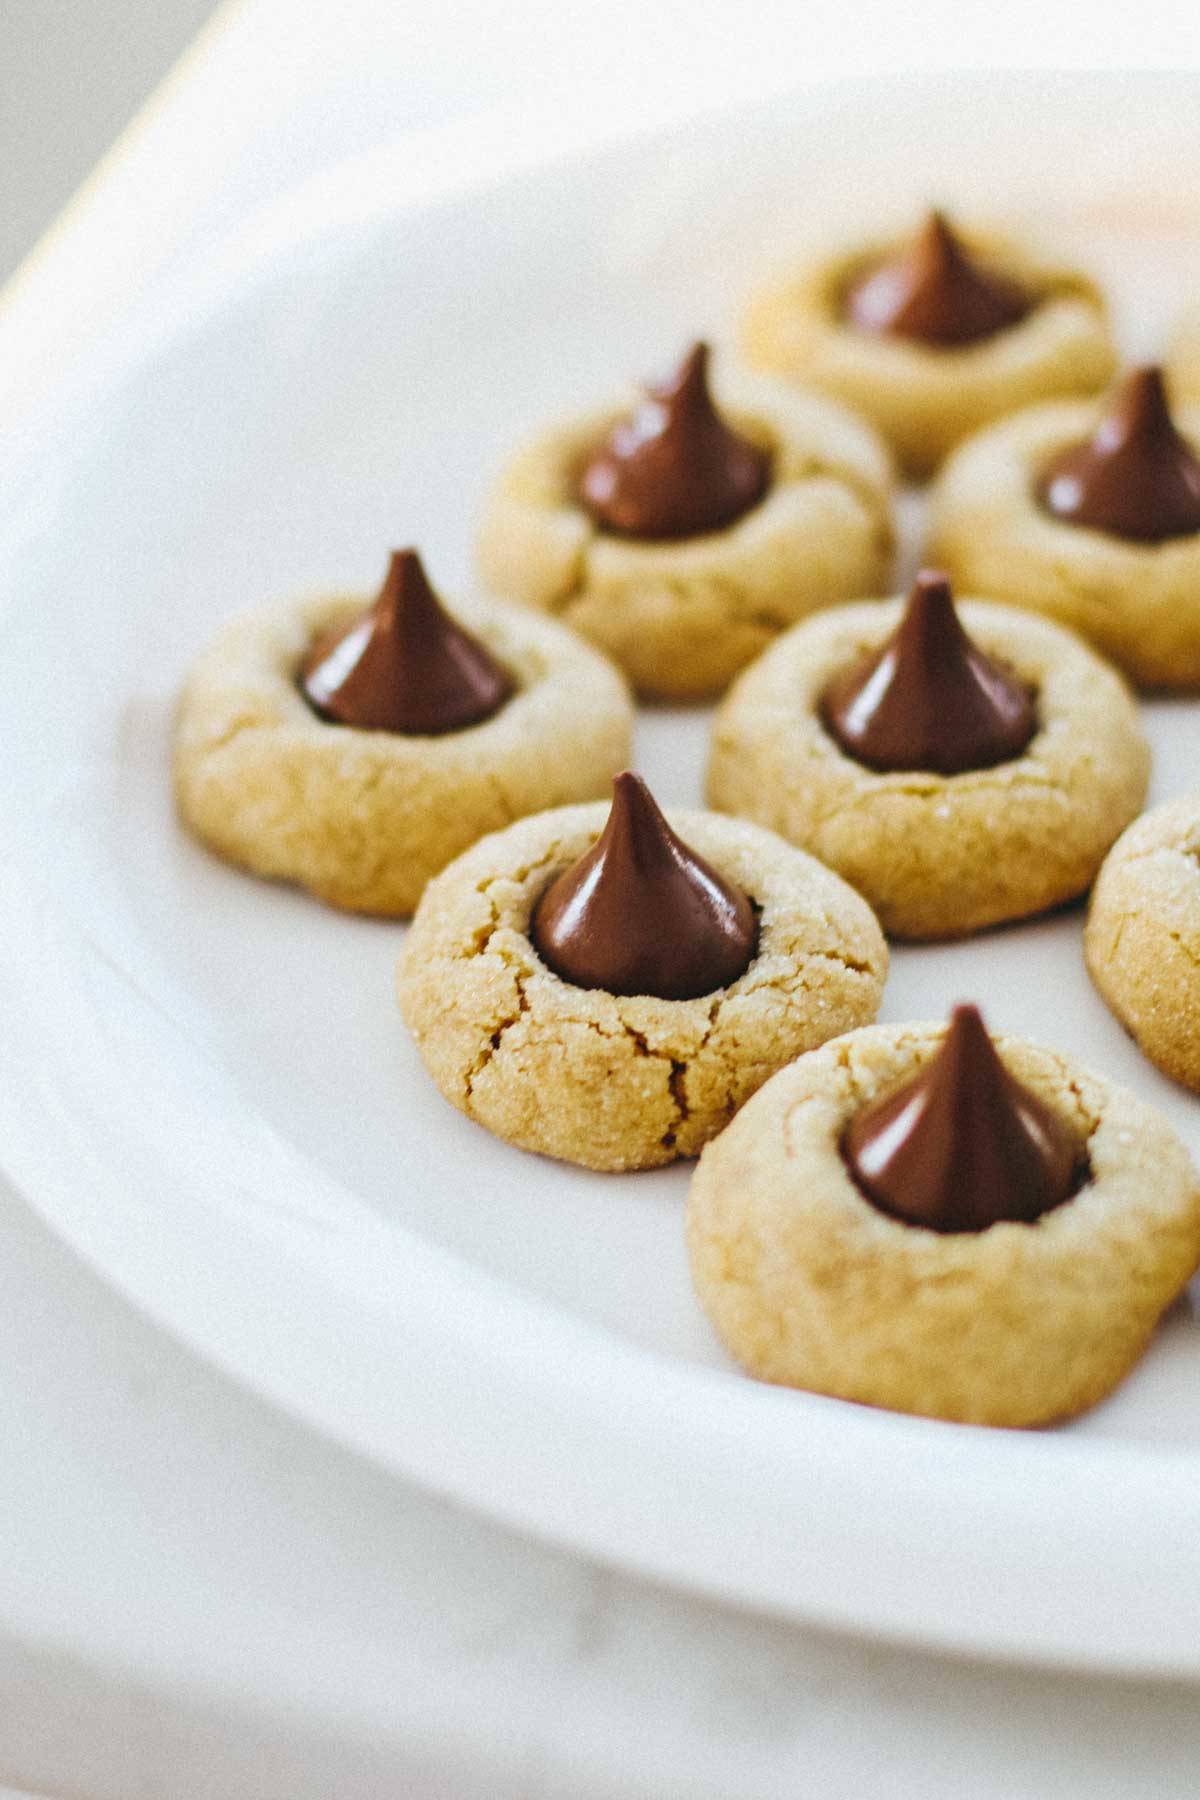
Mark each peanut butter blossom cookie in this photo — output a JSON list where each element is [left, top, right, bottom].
[[741, 210, 1115, 478], [174, 549, 633, 915], [929, 365, 1200, 687], [1085, 796, 1200, 1092], [687, 1005, 1200, 1426], [397, 772, 887, 1171], [476, 340, 893, 700], [707, 572, 1148, 939]]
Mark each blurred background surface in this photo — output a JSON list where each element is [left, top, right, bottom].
[[0, 0, 219, 282], [5, 0, 1200, 291]]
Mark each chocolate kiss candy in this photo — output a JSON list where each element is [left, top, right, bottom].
[[843, 1004, 1081, 1233], [531, 771, 758, 1000], [300, 549, 513, 734], [1038, 365, 1200, 543], [577, 341, 771, 540], [821, 570, 1036, 775], [846, 210, 1029, 348]]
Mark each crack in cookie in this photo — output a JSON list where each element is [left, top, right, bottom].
[[398, 803, 887, 1172], [1087, 797, 1200, 1089]]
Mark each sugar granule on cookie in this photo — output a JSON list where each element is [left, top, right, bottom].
[[174, 547, 634, 916], [397, 774, 887, 1172], [707, 574, 1149, 938], [687, 1006, 1200, 1426]]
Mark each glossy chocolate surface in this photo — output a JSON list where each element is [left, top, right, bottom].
[[1038, 365, 1200, 543], [300, 549, 513, 734], [531, 771, 758, 1000], [821, 571, 1036, 775], [842, 1004, 1082, 1233], [845, 211, 1030, 348], [577, 342, 770, 540]]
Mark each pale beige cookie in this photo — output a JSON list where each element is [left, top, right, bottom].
[[687, 1021, 1200, 1426], [741, 225, 1114, 478], [706, 596, 1149, 939], [397, 805, 887, 1172], [927, 395, 1200, 688], [1086, 796, 1200, 1090], [475, 363, 893, 701], [174, 591, 633, 916], [1168, 305, 1200, 401]]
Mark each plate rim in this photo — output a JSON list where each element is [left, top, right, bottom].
[[7, 69, 1200, 1677]]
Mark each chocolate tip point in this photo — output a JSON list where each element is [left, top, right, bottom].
[[943, 1003, 1000, 1064], [1119, 362, 1171, 421], [667, 340, 712, 397], [610, 768, 658, 818], [386, 546, 426, 587], [912, 567, 955, 603], [611, 768, 662, 815], [903, 570, 959, 636], [922, 208, 958, 252], [381, 547, 439, 618], [605, 771, 684, 865]]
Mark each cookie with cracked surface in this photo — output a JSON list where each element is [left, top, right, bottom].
[[687, 1018, 1200, 1426], [475, 350, 893, 701], [174, 574, 633, 916], [740, 213, 1114, 479], [928, 384, 1200, 688], [397, 799, 887, 1172], [706, 591, 1149, 939], [1086, 796, 1200, 1091]]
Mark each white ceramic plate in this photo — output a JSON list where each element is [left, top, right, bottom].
[[5, 72, 1200, 1676]]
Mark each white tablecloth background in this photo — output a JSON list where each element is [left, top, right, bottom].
[[5, 4, 1200, 1794]]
